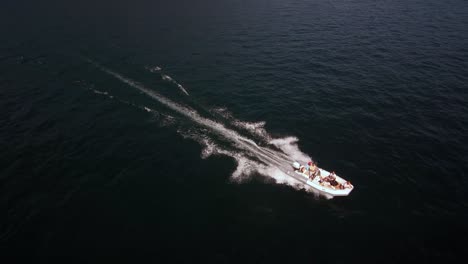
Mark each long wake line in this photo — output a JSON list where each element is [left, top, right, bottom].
[[86, 58, 313, 188]]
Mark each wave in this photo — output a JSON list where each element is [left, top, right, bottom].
[[211, 108, 271, 142], [145, 65, 162, 72], [92, 89, 109, 96], [161, 74, 173, 82], [269, 137, 311, 163], [143, 64, 191, 97], [176, 84, 190, 96], [161, 74, 189, 95], [232, 120, 271, 140], [211, 107, 234, 119]]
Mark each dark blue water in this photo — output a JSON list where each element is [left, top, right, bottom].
[[1, 0, 468, 262]]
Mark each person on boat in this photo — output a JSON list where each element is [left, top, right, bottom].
[[324, 178, 339, 188], [324, 171, 336, 182], [305, 162, 310, 175], [299, 165, 306, 173], [329, 179, 339, 187], [344, 181, 353, 189], [308, 162, 320, 179]]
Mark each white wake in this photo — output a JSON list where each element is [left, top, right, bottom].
[[145, 65, 189, 96], [87, 60, 315, 191]]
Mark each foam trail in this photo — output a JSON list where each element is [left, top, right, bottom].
[[162, 74, 190, 95], [161, 74, 173, 82], [98, 64, 296, 163], [87, 60, 312, 190], [232, 120, 271, 140], [270, 137, 311, 162], [146, 65, 162, 72], [176, 84, 190, 96], [85, 82, 323, 196], [211, 107, 234, 119], [210, 108, 302, 161], [92, 89, 108, 95]]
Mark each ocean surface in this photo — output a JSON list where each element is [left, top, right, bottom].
[[1, 0, 468, 262]]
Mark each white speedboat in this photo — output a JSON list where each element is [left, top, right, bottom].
[[290, 161, 354, 196]]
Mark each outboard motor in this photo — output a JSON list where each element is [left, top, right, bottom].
[[292, 162, 301, 170]]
